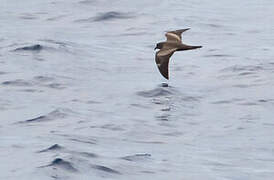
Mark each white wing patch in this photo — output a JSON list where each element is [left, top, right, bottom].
[[157, 48, 177, 56], [166, 32, 181, 42]]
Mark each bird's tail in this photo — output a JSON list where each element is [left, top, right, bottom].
[[178, 44, 202, 51]]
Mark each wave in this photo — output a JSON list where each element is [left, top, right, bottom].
[[14, 44, 43, 51], [75, 11, 134, 23]]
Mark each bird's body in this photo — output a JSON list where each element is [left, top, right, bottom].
[[155, 28, 202, 79]]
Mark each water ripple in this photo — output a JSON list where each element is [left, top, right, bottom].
[[221, 65, 264, 73], [38, 144, 64, 153], [43, 158, 78, 172], [78, 0, 95, 4], [91, 165, 121, 174], [137, 87, 174, 98], [94, 11, 134, 22], [121, 153, 151, 162], [17, 109, 69, 124], [2, 79, 33, 87], [75, 11, 134, 23], [14, 44, 43, 51]]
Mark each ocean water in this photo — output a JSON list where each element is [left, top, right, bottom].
[[1, 0, 274, 179]]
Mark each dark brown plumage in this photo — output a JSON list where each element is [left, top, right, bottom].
[[155, 28, 202, 79]]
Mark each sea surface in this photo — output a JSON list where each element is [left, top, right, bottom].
[[1, 0, 274, 179]]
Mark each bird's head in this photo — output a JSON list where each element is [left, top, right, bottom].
[[154, 42, 164, 50]]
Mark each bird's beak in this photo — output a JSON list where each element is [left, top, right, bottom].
[[154, 47, 157, 50]]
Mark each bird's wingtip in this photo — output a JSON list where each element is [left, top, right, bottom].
[[165, 28, 190, 33]]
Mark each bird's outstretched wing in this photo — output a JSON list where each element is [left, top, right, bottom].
[[165, 28, 190, 43], [155, 47, 177, 79]]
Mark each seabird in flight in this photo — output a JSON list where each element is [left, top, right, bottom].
[[154, 28, 202, 80]]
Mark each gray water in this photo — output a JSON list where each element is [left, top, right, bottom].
[[1, 0, 274, 179]]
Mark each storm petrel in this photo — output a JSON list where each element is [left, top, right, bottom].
[[154, 28, 202, 79]]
